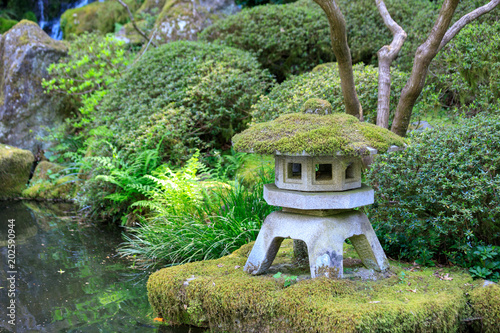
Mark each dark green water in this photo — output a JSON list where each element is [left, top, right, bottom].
[[0, 201, 205, 333]]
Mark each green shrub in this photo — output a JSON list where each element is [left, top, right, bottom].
[[199, 1, 332, 81], [95, 41, 274, 163], [366, 114, 500, 270], [21, 11, 37, 23], [42, 33, 131, 162], [0, 17, 18, 33], [200, 0, 440, 80], [251, 63, 439, 125], [432, 20, 500, 116]]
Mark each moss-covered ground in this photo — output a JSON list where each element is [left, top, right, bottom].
[[148, 239, 500, 332]]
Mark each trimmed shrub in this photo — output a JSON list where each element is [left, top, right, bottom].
[[366, 114, 500, 268], [200, 0, 440, 80], [250, 63, 439, 125], [0, 17, 18, 33], [96, 41, 274, 161], [431, 20, 500, 115], [199, 1, 332, 82]]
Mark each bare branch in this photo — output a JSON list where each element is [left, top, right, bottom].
[[438, 0, 500, 52], [375, 0, 407, 128], [391, 0, 459, 137], [313, 0, 363, 120], [116, 0, 158, 48]]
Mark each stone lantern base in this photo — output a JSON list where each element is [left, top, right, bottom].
[[243, 210, 389, 278]]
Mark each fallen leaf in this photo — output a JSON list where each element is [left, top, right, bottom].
[[153, 318, 164, 322]]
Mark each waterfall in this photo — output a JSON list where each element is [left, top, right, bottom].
[[37, 0, 46, 30], [37, 0, 97, 40]]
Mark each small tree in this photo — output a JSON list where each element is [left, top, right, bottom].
[[313, 0, 500, 136]]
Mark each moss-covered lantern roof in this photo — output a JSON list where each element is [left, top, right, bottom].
[[232, 113, 406, 156]]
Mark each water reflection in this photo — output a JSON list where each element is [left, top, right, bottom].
[[0, 202, 205, 333]]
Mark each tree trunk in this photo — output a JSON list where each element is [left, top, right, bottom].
[[390, 0, 459, 137], [313, 0, 363, 120], [375, 0, 407, 129]]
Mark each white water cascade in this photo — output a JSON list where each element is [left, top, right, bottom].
[[37, 0, 98, 40]]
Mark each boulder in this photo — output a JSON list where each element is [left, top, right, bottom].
[[60, 0, 141, 38], [0, 144, 34, 198], [150, 0, 239, 44], [22, 160, 77, 200], [0, 20, 69, 153]]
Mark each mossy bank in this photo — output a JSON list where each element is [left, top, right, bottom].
[[148, 239, 500, 332]]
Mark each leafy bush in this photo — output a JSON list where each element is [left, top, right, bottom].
[[42, 33, 131, 162], [251, 63, 440, 125], [118, 154, 277, 268], [367, 114, 500, 270], [95, 41, 274, 163], [431, 20, 500, 116], [199, 1, 332, 81], [200, 0, 441, 80], [0, 17, 17, 33]]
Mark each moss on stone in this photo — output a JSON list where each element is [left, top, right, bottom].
[[22, 161, 77, 200], [148, 240, 486, 332], [232, 113, 406, 156], [0, 144, 34, 198], [60, 0, 140, 38], [469, 283, 500, 332]]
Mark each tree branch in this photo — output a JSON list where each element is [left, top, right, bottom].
[[313, 0, 363, 120], [391, 0, 459, 137], [116, 0, 158, 48], [375, 0, 407, 128], [438, 0, 500, 52]]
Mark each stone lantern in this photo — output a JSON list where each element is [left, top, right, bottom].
[[232, 103, 405, 278]]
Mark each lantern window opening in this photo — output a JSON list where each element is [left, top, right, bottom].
[[287, 162, 302, 180], [315, 163, 332, 181]]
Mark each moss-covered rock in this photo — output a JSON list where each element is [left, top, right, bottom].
[[148, 240, 486, 332], [22, 161, 77, 200], [469, 283, 500, 332], [0, 144, 34, 199], [60, 0, 141, 38], [149, 0, 239, 44], [232, 113, 406, 156], [0, 20, 70, 152]]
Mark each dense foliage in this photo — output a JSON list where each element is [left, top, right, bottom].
[[200, 0, 441, 81], [199, 1, 332, 81], [94, 41, 274, 162], [42, 33, 131, 161], [367, 114, 500, 280], [251, 63, 439, 125], [118, 153, 277, 268], [432, 20, 500, 116]]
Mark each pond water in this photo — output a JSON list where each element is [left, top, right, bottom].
[[0, 201, 206, 333]]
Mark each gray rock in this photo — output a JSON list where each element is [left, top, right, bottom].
[[0, 20, 70, 153], [150, 0, 240, 44]]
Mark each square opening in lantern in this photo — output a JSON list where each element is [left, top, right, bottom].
[[345, 163, 355, 180], [315, 163, 332, 181], [287, 163, 302, 180]]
